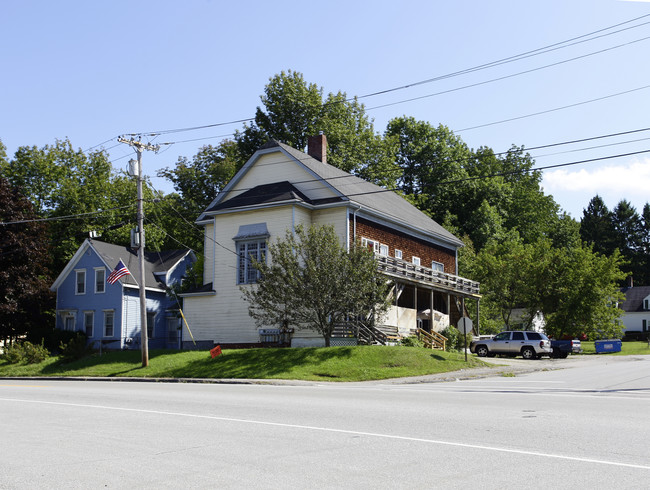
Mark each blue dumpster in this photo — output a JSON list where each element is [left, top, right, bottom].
[[594, 339, 622, 353]]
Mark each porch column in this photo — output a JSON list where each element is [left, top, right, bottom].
[[414, 285, 418, 331], [429, 289, 434, 332]]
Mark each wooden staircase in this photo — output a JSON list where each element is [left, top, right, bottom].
[[416, 328, 447, 350]]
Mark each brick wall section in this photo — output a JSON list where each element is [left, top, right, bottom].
[[351, 216, 457, 273]]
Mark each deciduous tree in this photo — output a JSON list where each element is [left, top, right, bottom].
[[241, 224, 390, 346], [0, 177, 54, 343], [235, 70, 400, 187]]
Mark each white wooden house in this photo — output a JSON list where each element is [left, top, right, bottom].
[[619, 285, 650, 338], [181, 135, 480, 348]]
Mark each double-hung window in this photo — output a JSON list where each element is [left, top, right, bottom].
[[84, 311, 94, 337], [104, 310, 114, 337], [234, 223, 269, 285], [95, 268, 105, 293], [412, 256, 421, 266], [431, 261, 444, 272], [75, 270, 86, 295]]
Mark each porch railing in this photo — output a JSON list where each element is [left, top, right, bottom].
[[375, 255, 480, 297], [417, 328, 447, 350]]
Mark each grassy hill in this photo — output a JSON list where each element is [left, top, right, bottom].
[[0, 345, 487, 382]]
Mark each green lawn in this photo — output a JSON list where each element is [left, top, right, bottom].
[[580, 340, 650, 356], [0, 346, 488, 382]]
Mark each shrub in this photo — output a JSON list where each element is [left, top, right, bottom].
[[2, 341, 50, 364], [59, 333, 94, 363], [27, 327, 83, 354], [400, 336, 424, 348], [440, 326, 472, 352]]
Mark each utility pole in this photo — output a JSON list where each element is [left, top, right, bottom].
[[118, 136, 159, 367]]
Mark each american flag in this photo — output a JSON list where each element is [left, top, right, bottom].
[[107, 260, 131, 284]]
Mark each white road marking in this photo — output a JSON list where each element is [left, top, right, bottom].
[[2, 396, 649, 471]]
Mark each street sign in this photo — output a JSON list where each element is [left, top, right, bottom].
[[457, 317, 473, 334]]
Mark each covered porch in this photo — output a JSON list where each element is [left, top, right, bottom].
[[375, 255, 481, 339]]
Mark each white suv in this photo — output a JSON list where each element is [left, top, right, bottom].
[[471, 331, 552, 360]]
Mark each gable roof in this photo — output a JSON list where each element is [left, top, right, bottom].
[[50, 239, 193, 292], [620, 286, 650, 312], [198, 140, 463, 248], [210, 181, 313, 211]]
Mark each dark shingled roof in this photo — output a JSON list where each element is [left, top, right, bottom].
[[620, 286, 650, 312], [90, 240, 190, 290], [209, 181, 313, 211]]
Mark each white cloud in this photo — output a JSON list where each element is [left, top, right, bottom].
[[542, 158, 650, 216], [543, 158, 650, 193]]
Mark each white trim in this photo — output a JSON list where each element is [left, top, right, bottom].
[[213, 218, 217, 286], [412, 256, 421, 266], [179, 290, 217, 298], [50, 239, 92, 291], [395, 249, 403, 260], [431, 261, 444, 272], [121, 284, 166, 293]]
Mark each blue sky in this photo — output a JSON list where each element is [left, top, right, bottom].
[[3, 0, 650, 219]]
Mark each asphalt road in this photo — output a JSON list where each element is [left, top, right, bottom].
[[1, 355, 649, 489]]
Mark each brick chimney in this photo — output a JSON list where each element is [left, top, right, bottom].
[[307, 133, 327, 164]]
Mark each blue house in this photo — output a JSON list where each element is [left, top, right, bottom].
[[50, 239, 196, 350]]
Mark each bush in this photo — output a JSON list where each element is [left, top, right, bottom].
[[400, 336, 424, 348], [440, 326, 472, 352], [28, 328, 83, 354], [59, 332, 95, 363], [2, 341, 50, 364], [622, 331, 650, 342]]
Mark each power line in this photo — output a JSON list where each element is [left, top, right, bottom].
[[122, 15, 650, 140], [366, 34, 650, 112], [0, 204, 135, 226], [456, 84, 650, 132], [356, 14, 650, 101]]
